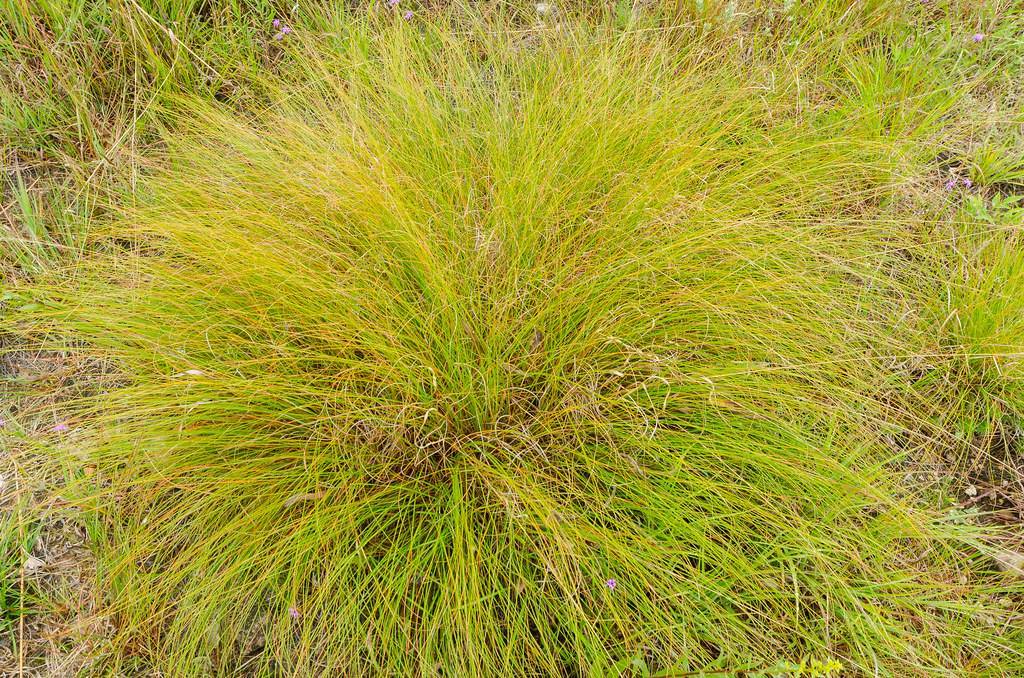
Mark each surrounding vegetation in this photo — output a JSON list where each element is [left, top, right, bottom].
[[2, 1, 1023, 675]]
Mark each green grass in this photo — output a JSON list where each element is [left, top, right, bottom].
[[0, 497, 41, 667], [922, 194, 1024, 441], [4, 1, 1024, 675]]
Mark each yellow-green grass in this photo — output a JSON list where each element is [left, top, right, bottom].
[[5, 2, 1024, 676], [918, 196, 1024, 443], [0, 503, 41, 660]]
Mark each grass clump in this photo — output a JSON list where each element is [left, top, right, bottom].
[[923, 196, 1024, 440], [14, 10, 1024, 677]]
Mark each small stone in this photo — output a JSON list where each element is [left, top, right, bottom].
[[993, 549, 1024, 578], [965, 484, 978, 497], [24, 555, 45, 571]]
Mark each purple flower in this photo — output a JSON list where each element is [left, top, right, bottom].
[[605, 578, 617, 590], [388, 0, 400, 6], [272, 18, 280, 28], [972, 33, 984, 43], [403, 10, 413, 20], [289, 606, 300, 619], [282, 25, 292, 34], [273, 25, 292, 40], [52, 422, 70, 433], [944, 178, 957, 191], [962, 177, 973, 188]]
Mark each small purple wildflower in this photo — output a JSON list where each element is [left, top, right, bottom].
[[0, 417, 6, 427], [944, 178, 957, 191], [388, 0, 400, 7], [288, 606, 300, 619], [605, 578, 617, 591], [273, 24, 292, 40], [52, 422, 70, 433], [972, 33, 984, 43], [962, 177, 973, 188], [272, 18, 280, 28], [403, 10, 413, 20], [282, 25, 292, 34]]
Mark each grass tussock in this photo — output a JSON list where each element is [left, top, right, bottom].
[[11, 9, 1024, 677]]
